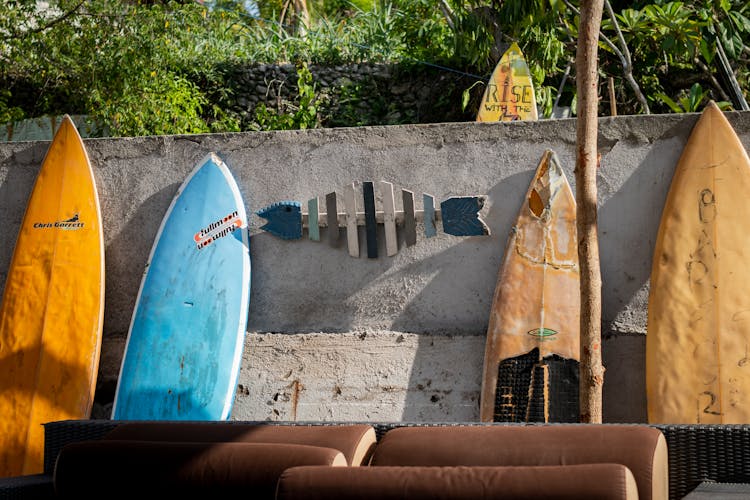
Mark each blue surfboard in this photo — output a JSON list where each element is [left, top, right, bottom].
[[112, 153, 251, 420]]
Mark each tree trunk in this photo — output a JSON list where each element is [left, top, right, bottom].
[[576, 0, 605, 423]]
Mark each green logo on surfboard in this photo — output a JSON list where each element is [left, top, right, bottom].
[[527, 328, 558, 339]]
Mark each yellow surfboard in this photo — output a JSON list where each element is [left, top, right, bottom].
[[476, 42, 538, 122], [647, 102, 750, 424], [0, 116, 104, 476], [480, 151, 579, 422]]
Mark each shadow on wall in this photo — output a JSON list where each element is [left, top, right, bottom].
[[102, 182, 182, 333], [598, 119, 693, 422], [399, 171, 537, 422], [0, 143, 47, 289], [390, 171, 533, 336], [599, 118, 692, 330], [95, 182, 181, 412], [247, 230, 359, 332], [245, 170, 531, 337]]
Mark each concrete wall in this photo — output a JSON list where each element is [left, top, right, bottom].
[[3, 112, 750, 422]]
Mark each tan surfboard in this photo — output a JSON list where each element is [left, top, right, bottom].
[[476, 42, 538, 122], [0, 116, 104, 476], [647, 102, 750, 423], [480, 150, 579, 422]]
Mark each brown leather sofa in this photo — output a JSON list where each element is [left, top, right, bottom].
[[368, 425, 668, 500], [277, 464, 639, 500], [55, 441, 346, 498], [48, 423, 666, 500]]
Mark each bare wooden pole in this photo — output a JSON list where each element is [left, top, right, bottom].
[[576, 0, 606, 423], [608, 77, 617, 116]]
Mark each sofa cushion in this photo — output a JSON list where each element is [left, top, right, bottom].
[[53, 440, 345, 499], [370, 425, 667, 500], [276, 464, 639, 500], [104, 422, 376, 465]]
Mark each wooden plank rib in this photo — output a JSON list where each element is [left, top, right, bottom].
[[307, 197, 320, 241], [363, 182, 378, 259], [301, 207, 442, 228], [402, 189, 416, 246], [423, 193, 436, 238], [326, 192, 338, 247], [380, 181, 398, 256], [343, 183, 359, 258]]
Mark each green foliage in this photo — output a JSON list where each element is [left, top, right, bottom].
[[656, 83, 732, 113], [311, 0, 377, 18], [238, 3, 404, 64], [389, 0, 453, 66], [3, 0, 750, 136], [2, 0, 248, 136], [324, 74, 417, 127], [0, 90, 25, 125], [596, 1, 750, 114], [90, 73, 210, 137], [461, 81, 484, 112], [252, 63, 323, 130]]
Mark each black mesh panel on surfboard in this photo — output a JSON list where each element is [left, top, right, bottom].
[[545, 353, 579, 422], [525, 363, 548, 422], [494, 348, 579, 423], [495, 349, 537, 422]]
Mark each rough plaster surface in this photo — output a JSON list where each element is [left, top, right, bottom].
[[234, 332, 483, 422], [2, 112, 750, 422]]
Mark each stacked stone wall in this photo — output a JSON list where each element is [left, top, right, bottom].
[[219, 62, 477, 128]]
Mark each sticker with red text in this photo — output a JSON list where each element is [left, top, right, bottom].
[[194, 211, 244, 249]]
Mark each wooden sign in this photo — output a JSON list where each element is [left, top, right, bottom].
[[256, 181, 490, 258], [477, 42, 538, 122]]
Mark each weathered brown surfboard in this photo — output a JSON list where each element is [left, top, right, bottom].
[[480, 150, 580, 423], [647, 102, 750, 423]]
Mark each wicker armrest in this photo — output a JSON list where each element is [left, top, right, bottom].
[[0, 473, 54, 500], [653, 424, 750, 500], [42, 420, 120, 474]]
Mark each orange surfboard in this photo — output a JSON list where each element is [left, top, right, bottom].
[[480, 150, 579, 422], [647, 102, 750, 423], [0, 116, 104, 476]]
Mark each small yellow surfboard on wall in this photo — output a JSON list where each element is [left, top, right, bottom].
[[647, 102, 750, 423], [0, 116, 104, 476], [476, 42, 538, 122]]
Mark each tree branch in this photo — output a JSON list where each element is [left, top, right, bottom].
[[562, 0, 650, 114], [716, 38, 749, 110], [2, 0, 86, 41], [439, 0, 455, 30], [693, 58, 731, 103], [553, 62, 572, 110], [602, 0, 649, 113]]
